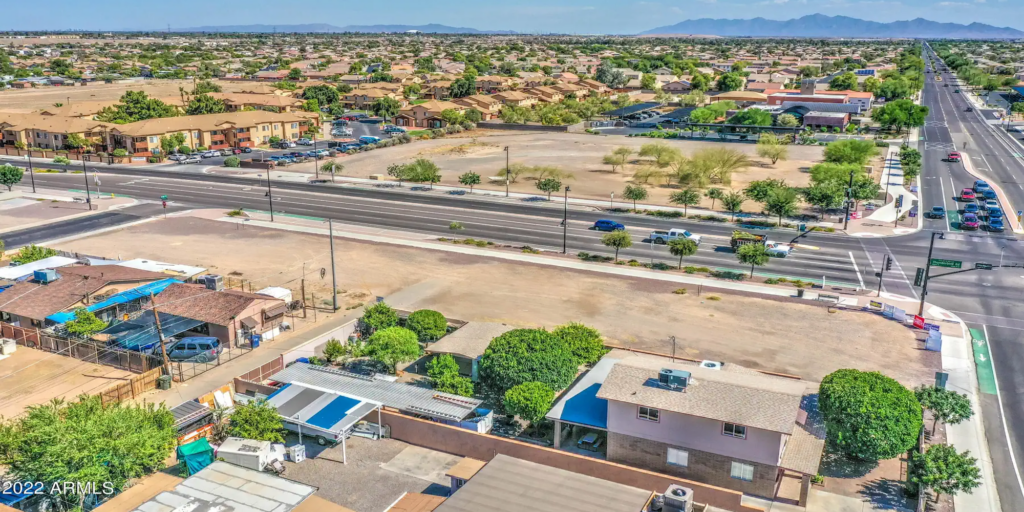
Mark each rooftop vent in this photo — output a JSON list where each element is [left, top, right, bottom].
[[658, 369, 691, 391], [33, 269, 59, 284], [700, 360, 723, 370]]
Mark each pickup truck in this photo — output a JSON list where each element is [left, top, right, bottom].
[[649, 229, 702, 245], [731, 230, 793, 257]]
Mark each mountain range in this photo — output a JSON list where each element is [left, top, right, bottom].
[[174, 23, 516, 34], [641, 14, 1024, 38]]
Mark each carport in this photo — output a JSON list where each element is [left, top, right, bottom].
[[545, 356, 623, 450], [266, 382, 382, 464], [601, 101, 662, 120], [100, 310, 204, 352]]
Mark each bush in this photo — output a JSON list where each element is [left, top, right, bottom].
[[552, 323, 606, 366], [819, 369, 922, 461], [405, 309, 447, 342], [224, 156, 241, 168], [504, 382, 555, 428], [111, 149, 129, 157], [460, 120, 476, 131], [431, 128, 446, 138], [479, 329, 578, 397], [148, 157, 160, 163], [52, 156, 71, 165], [875, 140, 889, 148], [427, 354, 474, 397], [673, 288, 688, 294], [362, 301, 399, 334], [365, 327, 421, 373], [322, 338, 345, 363], [710, 270, 746, 281]]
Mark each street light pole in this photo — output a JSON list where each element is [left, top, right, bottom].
[[562, 186, 571, 254], [329, 219, 338, 311], [265, 169, 274, 222], [313, 133, 319, 180], [81, 158, 92, 210], [843, 168, 854, 231], [918, 231, 940, 316], [26, 153, 35, 193], [504, 146, 509, 197]]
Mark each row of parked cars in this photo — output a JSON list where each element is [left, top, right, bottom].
[[170, 147, 253, 164], [270, 149, 330, 165]]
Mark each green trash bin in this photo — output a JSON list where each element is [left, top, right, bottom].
[[157, 375, 172, 390]]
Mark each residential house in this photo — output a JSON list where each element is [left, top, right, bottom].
[[475, 76, 513, 93], [524, 86, 564, 103], [578, 79, 611, 95], [338, 74, 368, 86], [393, 100, 466, 128], [151, 282, 287, 347], [425, 322, 514, 380], [452, 94, 502, 120], [424, 81, 453, 100], [340, 88, 404, 110], [253, 70, 289, 81], [552, 71, 579, 83], [662, 80, 692, 94], [490, 91, 538, 108], [111, 111, 318, 155], [550, 82, 590, 99], [0, 112, 116, 151]]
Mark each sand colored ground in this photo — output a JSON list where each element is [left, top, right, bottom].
[[52, 216, 936, 384], [0, 346, 133, 418], [0, 79, 277, 113]]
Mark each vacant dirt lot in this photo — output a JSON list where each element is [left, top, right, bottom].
[[0, 346, 133, 417], [0, 79, 275, 113], [52, 216, 935, 385]]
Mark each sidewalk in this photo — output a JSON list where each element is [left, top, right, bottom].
[[846, 145, 922, 237]]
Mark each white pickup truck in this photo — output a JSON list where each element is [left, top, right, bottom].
[[649, 229, 702, 245], [765, 242, 794, 257]]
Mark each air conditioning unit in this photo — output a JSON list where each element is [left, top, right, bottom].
[[33, 269, 59, 283], [662, 485, 693, 512], [0, 339, 16, 356], [204, 274, 224, 291], [700, 360, 723, 370], [658, 369, 691, 391]]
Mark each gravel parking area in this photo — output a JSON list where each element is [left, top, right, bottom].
[[283, 436, 451, 512]]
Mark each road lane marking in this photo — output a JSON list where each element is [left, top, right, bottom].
[[848, 251, 865, 290], [980, 324, 1024, 503]]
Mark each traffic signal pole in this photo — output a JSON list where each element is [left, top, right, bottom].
[[918, 232, 939, 315]]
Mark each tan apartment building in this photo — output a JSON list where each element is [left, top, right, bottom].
[[0, 112, 115, 151], [111, 111, 318, 156], [578, 79, 611, 95], [475, 76, 513, 93], [393, 100, 466, 129], [340, 88, 404, 110], [523, 86, 564, 103], [491, 91, 538, 108], [452, 94, 501, 120], [211, 93, 305, 112]]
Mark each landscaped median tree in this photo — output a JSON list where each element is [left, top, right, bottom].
[[623, 184, 649, 210], [737, 242, 771, 278], [819, 369, 923, 461], [908, 444, 981, 501], [705, 187, 724, 209], [536, 178, 562, 200], [601, 230, 633, 262], [0, 396, 176, 512], [227, 399, 285, 442], [365, 326, 422, 374], [458, 171, 481, 192], [669, 188, 701, 216], [802, 181, 845, 220], [721, 190, 746, 221], [0, 164, 24, 191], [915, 385, 973, 435], [764, 186, 799, 226], [504, 382, 555, 434], [479, 328, 579, 399], [668, 238, 699, 269]]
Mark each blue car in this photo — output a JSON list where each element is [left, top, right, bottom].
[[973, 179, 989, 192], [963, 203, 979, 214], [593, 219, 625, 231], [988, 218, 1005, 232], [982, 189, 997, 200], [988, 207, 1004, 220]]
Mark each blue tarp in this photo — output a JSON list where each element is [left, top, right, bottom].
[[100, 310, 204, 352], [176, 438, 214, 476], [46, 278, 182, 324], [308, 395, 361, 430]]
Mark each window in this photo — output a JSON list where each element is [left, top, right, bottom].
[[291, 123, 298, 129], [148, 136, 158, 143], [667, 447, 688, 467], [638, 406, 660, 422], [730, 462, 754, 482], [723, 423, 747, 439], [262, 125, 268, 132]]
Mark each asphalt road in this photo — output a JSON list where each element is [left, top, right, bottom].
[[0, 203, 187, 249]]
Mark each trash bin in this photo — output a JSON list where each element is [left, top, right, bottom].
[[157, 375, 172, 390], [796, 288, 805, 298], [798, 223, 807, 232]]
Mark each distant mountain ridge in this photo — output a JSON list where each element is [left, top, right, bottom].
[[642, 14, 1024, 39], [174, 23, 516, 34]]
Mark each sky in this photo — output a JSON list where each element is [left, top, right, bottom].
[[1, 0, 1020, 34]]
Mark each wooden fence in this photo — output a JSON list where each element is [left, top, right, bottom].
[[97, 368, 164, 406]]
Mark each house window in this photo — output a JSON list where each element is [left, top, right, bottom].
[[638, 406, 660, 422], [262, 125, 268, 131], [730, 462, 754, 482], [291, 123, 298, 129], [667, 447, 688, 467], [148, 136, 158, 143], [194, 131, 200, 138], [723, 423, 747, 439]]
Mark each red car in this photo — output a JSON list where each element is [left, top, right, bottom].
[[946, 152, 962, 163], [960, 188, 976, 201]]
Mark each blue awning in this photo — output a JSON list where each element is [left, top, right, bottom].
[[46, 278, 182, 324]]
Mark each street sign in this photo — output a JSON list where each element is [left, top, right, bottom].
[[974, 263, 994, 270], [914, 268, 925, 286], [913, 315, 926, 329], [930, 258, 962, 269]]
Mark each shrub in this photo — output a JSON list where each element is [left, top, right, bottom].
[[224, 156, 241, 168], [427, 354, 474, 397], [449, 221, 464, 230], [362, 301, 399, 334], [710, 270, 746, 281], [479, 329, 578, 397], [405, 309, 447, 342], [706, 296, 721, 301], [52, 156, 71, 165], [875, 140, 889, 148], [111, 149, 129, 157], [673, 288, 688, 295], [552, 323, 605, 366], [148, 157, 160, 163], [504, 382, 555, 429], [819, 369, 922, 461], [322, 338, 345, 363], [365, 327, 421, 373], [764, 278, 780, 284]]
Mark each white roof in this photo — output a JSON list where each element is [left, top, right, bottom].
[[256, 286, 292, 300], [117, 259, 206, 279], [0, 256, 79, 281]]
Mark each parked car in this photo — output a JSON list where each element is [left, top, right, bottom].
[[166, 337, 223, 363], [961, 213, 980, 230], [181, 155, 202, 164], [201, 150, 218, 158], [241, 147, 253, 153], [964, 202, 980, 214], [926, 206, 946, 219], [593, 219, 625, 231], [383, 125, 405, 134], [649, 229, 702, 245], [960, 188, 975, 201], [167, 154, 187, 161], [297, 138, 313, 146], [332, 128, 353, 137], [219, 149, 233, 156], [988, 218, 1005, 232], [359, 136, 381, 144], [313, 149, 329, 158]]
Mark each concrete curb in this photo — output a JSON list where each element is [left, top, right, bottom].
[[960, 150, 1023, 234]]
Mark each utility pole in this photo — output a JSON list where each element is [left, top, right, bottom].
[[150, 292, 170, 373], [329, 219, 338, 311], [562, 186, 571, 254], [313, 133, 319, 180], [26, 152, 35, 193], [843, 168, 854, 231], [504, 146, 509, 197], [918, 232, 940, 316], [265, 168, 274, 221], [81, 158, 92, 210]]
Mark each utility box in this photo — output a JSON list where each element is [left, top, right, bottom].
[[216, 437, 273, 472]]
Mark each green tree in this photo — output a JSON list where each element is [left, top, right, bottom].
[[371, 97, 401, 119], [688, 107, 717, 124], [64, 132, 89, 150], [193, 80, 222, 94], [551, 323, 605, 366], [160, 132, 187, 155], [871, 99, 929, 135], [439, 108, 463, 126], [737, 243, 771, 278], [227, 399, 285, 442], [11, 244, 58, 264], [820, 369, 922, 461], [909, 444, 981, 501], [728, 109, 773, 127], [427, 354, 475, 397], [504, 382, 555, 432], [322, 338, 345, 363], [669, 188, 701, 215], [0, 164, 23, 191], [764, 187, 799, 226], [915, 386, 973, 435], [302, 98, 319, 113], [450, 77, 476, 98], [185, 94, 226, 115], [406, 309, 448, 342], [716, 73, 745, 92], [640, 73, 657, 90], [756, 133, 789, 165], [458, 171, 481, 192], [287, 67, 303, 80], [721, 190, 745, 220], [463, 108, 483, 123], [776, 113, 799, 127], [638, 142, 681, 168], [824, 139, 880, 165], [65, 308, 108, 337], [320, 159, 343, 176], [601, 230, 633, 262], [862, 76, 881, 94], [406, 158, 442, 189], [223, 156, 241, 168], [96, 91, 177, 124], [829, 72, 858, 91], [705, 187, 724, 209], [303, 84, 339, 107], [0, 396, 176, 511], [361, 301, 399, 334], [623, 184, 649, 210], [536, 177, 562, 200], [336, 83, 353, 94], [668, 238, 698, 269], [602, 146, 632, 172], [744, 178, 787, 204], [479, 328, 579, 397], [366, 326, 421, 373], [803, 182, 845, 220], [387, 163, 413, 186]]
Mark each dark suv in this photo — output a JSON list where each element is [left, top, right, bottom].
[[166, 337, 223, 363]]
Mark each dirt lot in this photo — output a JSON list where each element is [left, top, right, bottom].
[[51, 216, 936, 385], [0, 346, 133, 418], [0, 79, 275, 113]]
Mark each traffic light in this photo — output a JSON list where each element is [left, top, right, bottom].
[[895, 195, 904, 209], [885, 255, 894, 271]]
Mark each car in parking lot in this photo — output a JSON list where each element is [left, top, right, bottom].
[[593, 219, 625, 231], [167, 154, 187, 161], [359, 136, 381, 144], [202, 150, 219, 158], [297, 138, 313, 146], [332, 127, 353, 137], [960, 188, 975, 201], [382, 125, 405, 134], [961, 213, 980, 230], [988, 218, 1005, 232], [165, 337, 223, 362], [180, 155, 202, 164], [926, 206, 946, 219]]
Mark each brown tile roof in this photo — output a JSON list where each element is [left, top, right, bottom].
[[212, 93, 304, 108], [0, 266, 166, 321], [113, 111, 312, 137], [151, 283, 283, 326], [0, 112, 116, 133]]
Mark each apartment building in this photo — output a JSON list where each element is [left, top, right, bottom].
[[452, 94, 502, 120], [339, 88, 404, 109], [0, 112, 115, 151], [393, 100, 466, 128], [111, 111, 317, 155], [210, 93, 305, 112], [490, 91, 538, 108]]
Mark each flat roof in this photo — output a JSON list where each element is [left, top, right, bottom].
[[545, 355, 620, 430], [92, 472, 183, 512], [386, 493, 446, 512], [0, 256, 78, 281], [128, 461, 316, 512], [434, 455, 653, 512], [270, 363, 483, 422], [602, 101, 662, 118], [425, 322, 513, 359], [445, 457, 487, 481], [267, 382, 378, 435], [116, 258, 207, 279], [805, 111, 850, 118]]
